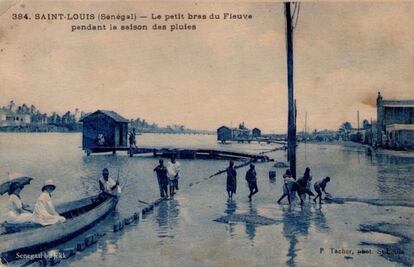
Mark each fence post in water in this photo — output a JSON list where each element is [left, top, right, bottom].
[[61, 247, 76, 259], [77, 241, 86, 251], [37, 258, 48, 267], [269, 170, 276, 180]]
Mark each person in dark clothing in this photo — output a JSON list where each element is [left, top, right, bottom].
[[129, 128, 137, 148], [296, 167, 312, 204], [226, 161, 237, 200], [245, 164, 258, 201], [313, 177, 331, 204], [154, 159, 169, 198]]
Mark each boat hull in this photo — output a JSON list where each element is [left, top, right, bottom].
[[0, 195, 118, 262]]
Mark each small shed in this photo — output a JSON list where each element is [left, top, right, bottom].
[[252, 128, 261, 138], [217, 126, 232, 143], [81, 110, 129, 153]]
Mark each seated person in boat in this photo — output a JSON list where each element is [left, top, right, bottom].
[[5, 182, 33, 224], [32, 180, 66, 226], [99, 168, 121, 196]]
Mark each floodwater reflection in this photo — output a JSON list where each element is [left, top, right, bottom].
[[313, 206, 329, 232], [156, 199, 180, 238], [245, 202, 257, 241], [224, 200, 238, 235], [282, 205, 318, 267]]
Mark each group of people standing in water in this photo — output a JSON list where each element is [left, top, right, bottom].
[[5, 158, 330, 227], [153, 156, 181, 198], [225, 160, 331, 204]]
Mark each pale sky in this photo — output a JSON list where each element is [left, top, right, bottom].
[[1, 1, 413, 132]]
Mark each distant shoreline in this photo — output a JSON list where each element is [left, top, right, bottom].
[[0, 127, 215, 135], [0, 125, 81, 133]]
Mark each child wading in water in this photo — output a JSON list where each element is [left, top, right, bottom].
[[313, 177, 331, 204]]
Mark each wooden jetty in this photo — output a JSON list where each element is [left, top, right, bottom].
[[85, 146, 272, 162], [229, 137, 287, 145], [80, 110, 272, 161]]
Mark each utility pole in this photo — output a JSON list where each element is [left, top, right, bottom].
[[285, 2, 296, 178], [357, 110, 360, 133], [304, 112, 308, 141]]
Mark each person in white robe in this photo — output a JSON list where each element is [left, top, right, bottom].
[[32, 180, 65, 226], [6, 182, 33, 224], [167, 156, 181, 196]]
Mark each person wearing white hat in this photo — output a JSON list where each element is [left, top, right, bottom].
[[32, 179, 65, 226]]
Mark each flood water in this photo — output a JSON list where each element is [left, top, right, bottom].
[[0, 133, 413, 267]]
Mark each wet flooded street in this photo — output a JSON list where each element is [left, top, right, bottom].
[[0, 133, 413, 266]]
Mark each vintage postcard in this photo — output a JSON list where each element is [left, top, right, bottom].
[[0, 1, 413, 266]]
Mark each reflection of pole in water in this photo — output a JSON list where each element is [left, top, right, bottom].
[[286, 236, 298, 267]]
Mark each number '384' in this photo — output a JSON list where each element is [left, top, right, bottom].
[[12, 13, 30, 20]]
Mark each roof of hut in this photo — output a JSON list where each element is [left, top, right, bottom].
[[81, 110, 129, 123]]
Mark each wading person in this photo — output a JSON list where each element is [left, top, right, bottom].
[[245, 164, 258, 202], [99, 168, 121, 196], [277, 169, 296, 205], [167, 155, 181, 196], [313, 177, 331, 204], [226, 161, 237, 200], [5, 182, 33, 224], [154, 159, 169, 198], [32, 180, 66, 226], [297, 167, 312, 203]]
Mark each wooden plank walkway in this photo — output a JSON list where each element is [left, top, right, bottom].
[[222, 137, 287, 145], [85, 146, 273, 162]]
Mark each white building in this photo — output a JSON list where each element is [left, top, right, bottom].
[[0, 108, 31, 127]]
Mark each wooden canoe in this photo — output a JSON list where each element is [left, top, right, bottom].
[[0, 193, 118, 262]]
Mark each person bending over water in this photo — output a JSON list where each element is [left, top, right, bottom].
[[277, 169, 296, 205], [297, 167, 312, 204], [313, 177, 331, 204]]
